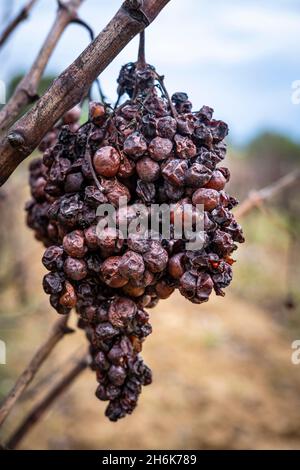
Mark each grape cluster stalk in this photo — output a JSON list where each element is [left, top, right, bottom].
[[26, 50, 244, 421]]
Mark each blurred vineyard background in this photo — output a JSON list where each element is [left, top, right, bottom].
[[0, 0, 300, 451]]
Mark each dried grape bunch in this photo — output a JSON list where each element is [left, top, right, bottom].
[[26, 34, 244, 421], [79, 297, 152, 421]]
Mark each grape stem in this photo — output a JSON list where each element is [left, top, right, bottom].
[[72, 18, 107, 104], [154, 72, 178, 118], [137, 31, 146, 68], [85, 137, 105, 193]]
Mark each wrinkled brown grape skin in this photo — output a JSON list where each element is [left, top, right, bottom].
[[118, 155, 135, 179], [123, 133, 147, 158], [143, 243, 169, 273], [185, 163, 211, 187], [93, 146, 121, 178], [192, 188, 220, 211], [108, 297, 136, 328], [136, 157, 160, 182], [162, 159, 188, 187], [102, 179, 131, 207], [89, 102, 106, 126], [63, 230, 86, 258], [64, 257, 87, 281], [101, 257, 129, 288], [174, 134, 197, 159], [59, 281, 77, 308], [123, 283, 145, 298], [157, 116, 177, 139], [168, 253, 185, 279], [156, 280, 175, 299], [204, 170, 227, 191], [149, 137, 173, 161], [119, 250, 145, 281], [84, 225, 98, 249], [63, 107, 81, 125], [27, 60, 244, 423]]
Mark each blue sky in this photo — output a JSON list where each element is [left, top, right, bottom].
[[0, 0, 299, 144]]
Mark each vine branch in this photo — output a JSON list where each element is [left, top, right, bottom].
[[0, 0, 171, 187], [0, 0, 85, 134], [234, 169, 300, 219], [6, 353, 89, 450], [0, 315, 74, 427], [0, 0, 39, 49]]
